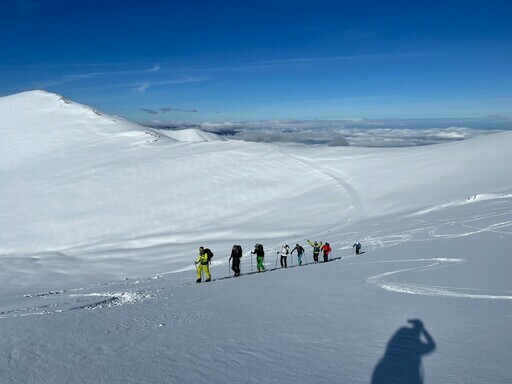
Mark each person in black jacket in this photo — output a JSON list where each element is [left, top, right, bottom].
[[229, 244, 242, 276], [291, 244, 305, 265]]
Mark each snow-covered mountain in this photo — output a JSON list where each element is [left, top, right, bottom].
[[157, 127, 223, 142], [1, 91, 511, 383]]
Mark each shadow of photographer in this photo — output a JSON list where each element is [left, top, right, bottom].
[[372, 319, 436, 384]]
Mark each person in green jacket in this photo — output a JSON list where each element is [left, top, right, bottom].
[[307, 240, 323, 263], [195, 246, 211, 283]]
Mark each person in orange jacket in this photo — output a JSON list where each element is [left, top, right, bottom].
[[321, 242, 332, 262]]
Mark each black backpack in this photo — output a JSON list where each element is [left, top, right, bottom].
[[232, 244, 243, 258], [254, 243, 264, 257], [204, 248, 214, 262]]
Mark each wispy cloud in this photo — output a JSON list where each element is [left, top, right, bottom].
[[160, 106, 197, 113], [141, 108, 158, 115], [173, 51, 447, 74], [137, 83, 151, 93], [32, 64, 162, 90], [140, 106, 198, 114], [134, 76, 209, 93]]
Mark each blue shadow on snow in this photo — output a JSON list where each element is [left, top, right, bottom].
[[371, 319, 436, 384]]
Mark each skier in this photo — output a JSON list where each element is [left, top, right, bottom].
[[279, 244, 290, 268], [353, 241, 362, 255], [291, 243, 305, 265], [229, 244, 242, 277], [195, 246, 211, 283], [307, 240, 323, 263], [251, 244, 265, 272], [321, 242, 332, 262]]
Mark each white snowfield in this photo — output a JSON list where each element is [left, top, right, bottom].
[[0, 90, 511, 383]]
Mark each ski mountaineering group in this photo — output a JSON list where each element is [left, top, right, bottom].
[[194, 240, 363, 283]]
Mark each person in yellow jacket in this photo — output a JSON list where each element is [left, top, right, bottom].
[[195, 246, 211, 283], [307, 240, 323, 263]]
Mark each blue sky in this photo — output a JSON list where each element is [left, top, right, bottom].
[[1, 0, 511, 123]]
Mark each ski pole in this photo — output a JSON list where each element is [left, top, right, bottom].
[[251, 252, 253, 272]]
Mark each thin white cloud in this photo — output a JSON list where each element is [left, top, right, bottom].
[[133, 76, 209, 93], [173, 51, 447, 73], [32, 64, 163, 90], [137, 83, 151, 93]]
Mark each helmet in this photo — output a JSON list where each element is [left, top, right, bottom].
[[314, 241, 318, 245]]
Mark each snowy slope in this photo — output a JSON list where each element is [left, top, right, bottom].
[[157, 127, 223, 142], [0, 91, 511, 383]]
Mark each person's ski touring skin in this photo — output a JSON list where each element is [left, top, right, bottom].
[[251, 244, 265, 272], [353, 241, 362, 255], [195, 246, 211, 283], [291, 244, 305, 265], [307, 240, 323, 263], [229, 244, 242, 277], [279, 244, 290, 268], [321, 242, 332, 262]]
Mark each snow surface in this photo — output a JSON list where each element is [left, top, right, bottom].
[[0, 91, 511, 383]]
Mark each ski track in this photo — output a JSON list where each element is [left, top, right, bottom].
[[2, 198, 511, 319], [287, 154, 366, 219], [366, 258, 512, 300]]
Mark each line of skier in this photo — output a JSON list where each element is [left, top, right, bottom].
[[195, 240, 363, 283]]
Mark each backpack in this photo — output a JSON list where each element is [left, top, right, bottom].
[[254, 243, 264, 257], [204, 248, 214, 262], [298, 245, 305, 254], [232, 244, 242, 258]]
